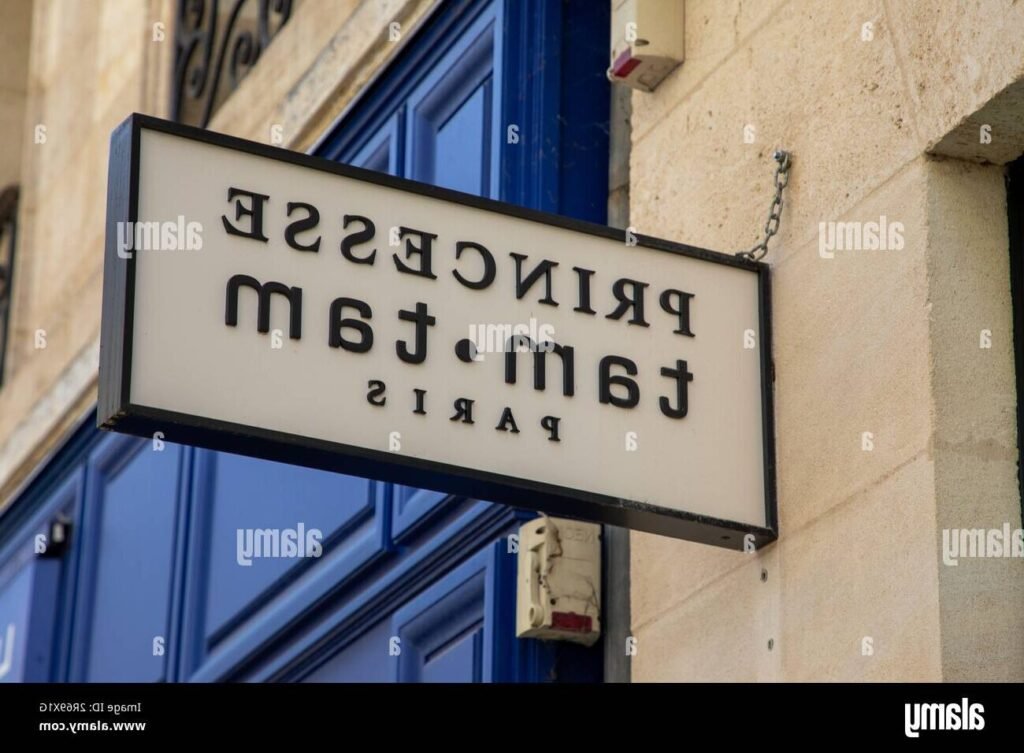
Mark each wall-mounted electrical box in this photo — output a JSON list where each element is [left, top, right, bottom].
[[515, 516, 601, 646], [608, 0, 685, 92]]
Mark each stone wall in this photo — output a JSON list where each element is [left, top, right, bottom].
[[628, 0, 1024, 681]]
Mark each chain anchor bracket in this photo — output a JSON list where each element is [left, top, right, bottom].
[[736, 149, 792, 262]]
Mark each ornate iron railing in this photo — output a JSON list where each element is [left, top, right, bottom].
[[171, 0, 293, 128]]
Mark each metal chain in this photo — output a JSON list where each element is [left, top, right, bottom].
[[737, 149, 791, 261]]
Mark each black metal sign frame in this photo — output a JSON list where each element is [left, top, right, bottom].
[[100, 114, 778, 549]]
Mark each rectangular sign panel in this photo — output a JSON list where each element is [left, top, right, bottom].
[[100, 114, 777, 549]]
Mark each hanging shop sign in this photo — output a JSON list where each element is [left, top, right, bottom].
[[99, 114, 777, 549]]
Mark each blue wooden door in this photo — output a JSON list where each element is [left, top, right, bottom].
[[311, 1, 513, 683], [304, 0, 609, 684], [0, 0, 609, 685], [69, 436, 183, 681]]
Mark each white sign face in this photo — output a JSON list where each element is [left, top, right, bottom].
[[100, 115, 777, 548]]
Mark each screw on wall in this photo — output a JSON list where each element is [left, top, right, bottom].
[[760, 568, 768, 582]]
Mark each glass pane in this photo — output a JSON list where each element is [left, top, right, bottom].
[[434, 83, 488, 194]]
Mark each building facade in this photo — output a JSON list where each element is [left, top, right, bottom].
[[0, 0, 1021, 682]]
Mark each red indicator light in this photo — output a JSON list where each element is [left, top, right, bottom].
[[611, 49, 641, 78], [551, 612, 593, 632]]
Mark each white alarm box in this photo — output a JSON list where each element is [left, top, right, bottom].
[[515, 516, 601, 646], [608, 0, 685, 92]]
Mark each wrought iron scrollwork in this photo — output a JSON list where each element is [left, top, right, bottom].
[[172, 0, 292, 128]]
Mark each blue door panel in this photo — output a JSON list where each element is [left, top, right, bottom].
[[12, 469, 83, 682], [391, 549, 491, 682], [433, 80, 491, 194], [0, 467, 81, 682], [73, 435, 182, 681], [196, 450, 378, 643], [300, 619, 395, 682], [405, 3, 500, 198], [390, 486, 449, 541], [0, 557, 34, 682], [351, 113, 402, 175], [239, 498, 504, 682]]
